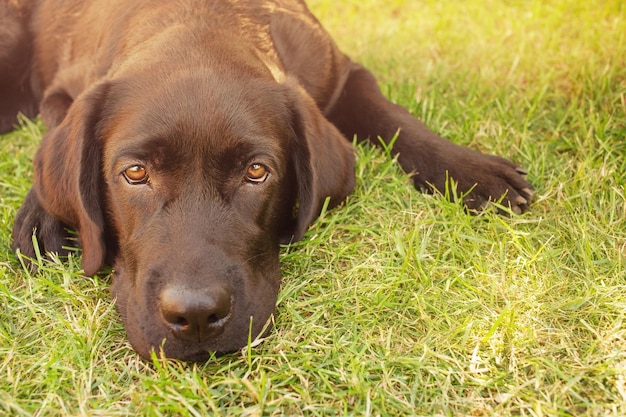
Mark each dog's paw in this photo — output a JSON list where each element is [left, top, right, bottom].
[[11, 188, 74, 268], [413, 148, 533, 214], [460, 155, 533, 215]]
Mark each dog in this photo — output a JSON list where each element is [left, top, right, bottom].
[[1, 0, 533, 361]]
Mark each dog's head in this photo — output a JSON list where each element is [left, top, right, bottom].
[[32, 70, 355, 360]]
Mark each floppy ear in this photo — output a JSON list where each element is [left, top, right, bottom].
[[33, 82, 111, 276], [282, 78, 356, 242]]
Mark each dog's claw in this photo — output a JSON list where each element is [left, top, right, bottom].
[[521, 187, 534, 202], [516, 194, 528, 205]]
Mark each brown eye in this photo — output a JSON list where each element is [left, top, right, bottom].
[[123, 165, 149, 185], [245, 163, 269, 184]]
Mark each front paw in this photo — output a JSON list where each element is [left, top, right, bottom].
[[461, 156, 533, 214], [11, 188, 74, 267], [414, 149, 534, 214]]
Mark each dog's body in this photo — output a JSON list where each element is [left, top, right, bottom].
[[2, 0, 532, 361]]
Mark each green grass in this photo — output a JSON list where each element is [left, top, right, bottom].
[[1, 0, 625, 415]]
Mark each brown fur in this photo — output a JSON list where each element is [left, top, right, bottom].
[[2, 0, 532, 361]]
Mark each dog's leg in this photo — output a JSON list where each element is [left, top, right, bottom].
[[325, 64, 533, 213], [12, 188, 75, 269]]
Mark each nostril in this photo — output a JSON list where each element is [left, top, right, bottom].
[[170, 316, 190, 330], [159, 285, 233, 342]]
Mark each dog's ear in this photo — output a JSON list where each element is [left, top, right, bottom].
[[33, 82, 111, 276], [281, 78, 355, 243]]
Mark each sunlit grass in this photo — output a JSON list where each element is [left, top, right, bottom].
[[1, 0, 625, 415]]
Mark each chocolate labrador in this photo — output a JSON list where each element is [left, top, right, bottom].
[[1, 0, 532, 361]]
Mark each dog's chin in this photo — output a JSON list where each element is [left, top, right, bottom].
[[111, 270, 278, 362], [120, 307, 275, 362]]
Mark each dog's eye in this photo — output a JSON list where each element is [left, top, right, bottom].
[[245, 163, 269, 184], [123, 165, 150, 185]]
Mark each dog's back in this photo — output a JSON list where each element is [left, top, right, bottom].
[[0, 0, 37, 132]]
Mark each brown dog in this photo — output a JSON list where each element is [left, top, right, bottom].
[[2, 0, 532, 361]]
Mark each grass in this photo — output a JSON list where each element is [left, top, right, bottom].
[[1, 0, 625, 415]]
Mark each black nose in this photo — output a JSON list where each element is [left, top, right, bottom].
[[159, 284, 232, 343]]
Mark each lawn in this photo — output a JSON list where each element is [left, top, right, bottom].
[[1, 0, 625, 415]]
